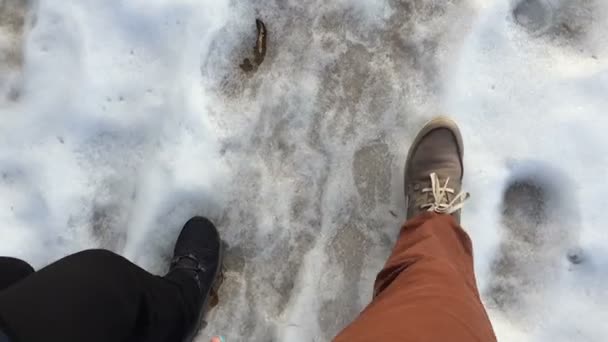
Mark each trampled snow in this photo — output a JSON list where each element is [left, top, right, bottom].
[[0, 0, 606, 341]]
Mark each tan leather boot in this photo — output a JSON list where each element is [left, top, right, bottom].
[[404, 117, 470, 222]]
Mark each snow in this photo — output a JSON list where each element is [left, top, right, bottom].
[[0, 0, 607, 341]]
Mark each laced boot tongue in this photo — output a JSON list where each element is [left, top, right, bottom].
[[172, 254, 207, 272], [170, 254, 206, 290], [420, 173, 470, 214]]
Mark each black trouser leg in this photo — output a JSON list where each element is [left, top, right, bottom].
[[0, 258, 34, 291], [0, 249, 201, 342]]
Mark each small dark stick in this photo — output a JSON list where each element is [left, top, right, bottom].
[[253, 19, 267, 65], [240, 19, 267, 72]]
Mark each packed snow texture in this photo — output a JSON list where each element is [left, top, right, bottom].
[[0, 0, 607, 340]]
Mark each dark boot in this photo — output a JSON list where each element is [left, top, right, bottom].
[[166, 217, 224, 342], [404, 117, 470, 222]]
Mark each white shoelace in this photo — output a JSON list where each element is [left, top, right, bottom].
[[420, 172, 470, 214]]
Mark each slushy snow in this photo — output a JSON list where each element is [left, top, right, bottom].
[[0, 0, 606, 341]]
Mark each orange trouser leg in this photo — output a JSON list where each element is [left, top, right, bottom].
[[334, 212, 496, 342]]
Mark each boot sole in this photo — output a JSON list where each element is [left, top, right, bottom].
[[183, 240, 227, 342], [404, 116, 464, 197]]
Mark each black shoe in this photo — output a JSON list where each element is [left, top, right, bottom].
[[169, 216, 224, 342]]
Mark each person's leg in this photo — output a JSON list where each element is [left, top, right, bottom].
[[334, 213, 495, 341], [334, 117, 496, 342], [0, 249, 197, 342], [0, 217, 223, 342], [0, 258, 34, 291], [0, 258, 35, 342]]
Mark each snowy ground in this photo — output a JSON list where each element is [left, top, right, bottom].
[[1, 0, 607, 341]]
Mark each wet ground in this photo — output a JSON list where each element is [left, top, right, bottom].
[[0, 0, 28, 102]]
